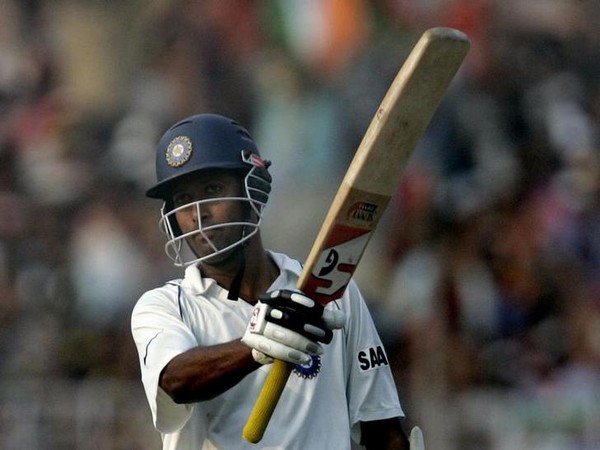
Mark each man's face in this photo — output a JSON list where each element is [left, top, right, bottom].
[[170, 170, 246, 264]]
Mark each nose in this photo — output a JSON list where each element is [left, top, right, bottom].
[[177, 202, 200, 227], [191, 201, 212, 226], [190, 202, 201, 224]]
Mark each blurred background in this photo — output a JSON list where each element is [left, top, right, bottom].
[[0, 0, 599, 449]]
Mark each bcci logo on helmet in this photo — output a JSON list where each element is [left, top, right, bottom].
[[166, 136, 193, 167]]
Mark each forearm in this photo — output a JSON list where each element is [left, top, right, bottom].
[[159, 339, 261, 403]]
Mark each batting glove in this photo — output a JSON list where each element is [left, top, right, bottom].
[[241, 290, 345, 365]]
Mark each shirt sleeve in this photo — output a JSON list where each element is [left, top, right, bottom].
[[343, 281, 405, 443], [130, 285, 198, 433]]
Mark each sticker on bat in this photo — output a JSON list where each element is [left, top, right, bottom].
[[311, 230, 372, 297], [317, 250, 339, 277], [347, 201, 379, 224]]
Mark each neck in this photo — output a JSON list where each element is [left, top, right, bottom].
[[199, 234, 279, 303]]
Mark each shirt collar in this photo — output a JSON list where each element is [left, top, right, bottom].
[[180, 250, 302, 298]]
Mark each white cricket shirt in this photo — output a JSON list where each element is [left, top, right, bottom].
[[131, 251, 403, 449]]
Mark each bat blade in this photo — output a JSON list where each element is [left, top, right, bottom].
[[242, 27, 470, 443]]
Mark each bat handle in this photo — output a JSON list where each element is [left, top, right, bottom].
[[242, 359, 293, 443]]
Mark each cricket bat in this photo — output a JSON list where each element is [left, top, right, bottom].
[[243, 27, 470, 443]]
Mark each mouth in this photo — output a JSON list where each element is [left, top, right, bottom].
[[192, 231, 214, 246], [192, 226, 224, 250], [200, 226, 220, 241]]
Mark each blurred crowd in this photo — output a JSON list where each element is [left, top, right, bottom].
[[0, 0, 599, 449]]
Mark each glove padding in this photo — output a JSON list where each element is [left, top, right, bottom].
[[241, 290, 344, 365]]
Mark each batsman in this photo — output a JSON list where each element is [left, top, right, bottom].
[[131, 27, 469, 450], [131, 112, 409, 449]]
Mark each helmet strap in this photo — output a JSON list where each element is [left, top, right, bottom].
[[227, 226, 248, 300], [227, 251, 245, 300]]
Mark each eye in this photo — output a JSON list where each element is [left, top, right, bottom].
[[203, 182, 226, 197], [172, 182, 225, 206], [173, 192, 193, 206], [199, 181, 231, 199]]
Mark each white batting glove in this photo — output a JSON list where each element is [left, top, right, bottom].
[[241, 290, 344, 365]]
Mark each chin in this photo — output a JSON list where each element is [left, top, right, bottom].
[[200, 246, 242, 267]]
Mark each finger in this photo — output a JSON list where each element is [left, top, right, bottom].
[[241, 334, 311, 364], [289, 292, 316, 309], [266, 307, 329, 341], [302, 323, 329, 341], [262, 322, 323, 356], [260, 290, 322, 316], [322, 309, 345, 330], [251, 349, 274, 365]]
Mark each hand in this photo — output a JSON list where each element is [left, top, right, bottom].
[[241, 290, 344, 365]]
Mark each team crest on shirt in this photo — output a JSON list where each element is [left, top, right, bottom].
[[293, 355, 321, 379], [166, 135, 193, 167]]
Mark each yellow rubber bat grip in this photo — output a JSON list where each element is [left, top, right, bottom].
[[242, 360, 293, 443]]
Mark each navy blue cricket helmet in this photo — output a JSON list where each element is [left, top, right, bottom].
[[147, 113, 272, 267], [146, 113, 268, 199]]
